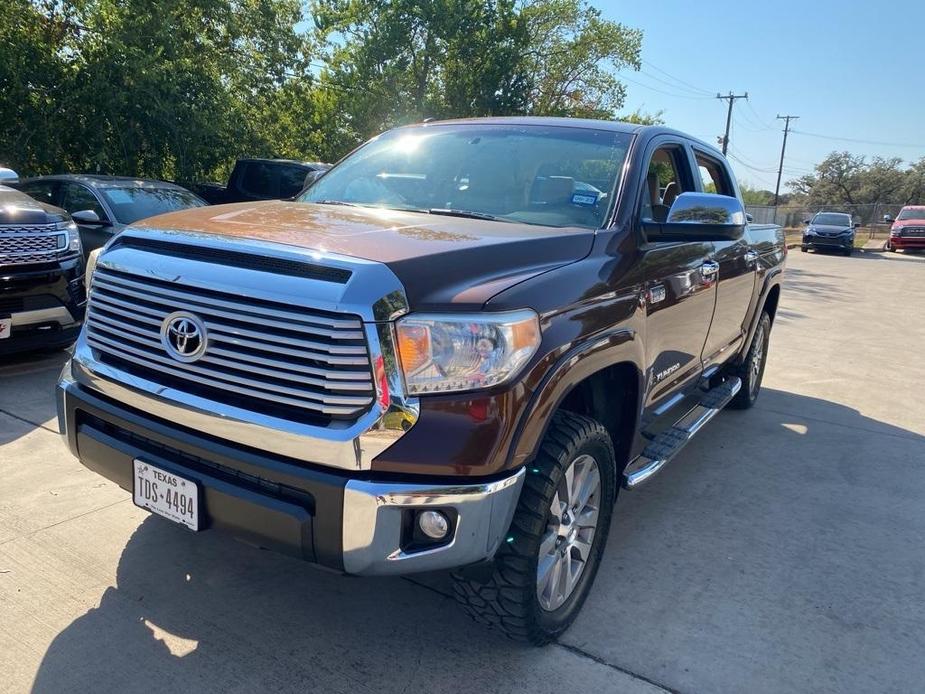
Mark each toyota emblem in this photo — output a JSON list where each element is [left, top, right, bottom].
[[160, 311, 208, 362]]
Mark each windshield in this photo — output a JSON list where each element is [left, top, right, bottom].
[[299, 124, 632, 229], [897, 208, 925, 221], [101, 186, 206, 224], [812, 213, 852, 226]]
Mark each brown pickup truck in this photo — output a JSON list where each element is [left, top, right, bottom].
[[57, 117, 785, 644]]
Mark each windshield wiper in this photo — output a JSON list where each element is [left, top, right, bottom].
[[312, 199, 361, 207], [427, 208, 506, 222]]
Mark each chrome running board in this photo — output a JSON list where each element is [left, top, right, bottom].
[[623, 377, 742, 489]]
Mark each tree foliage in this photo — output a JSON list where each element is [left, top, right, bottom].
[[789, 151, 925, 207], [2, 0, 648, 181]]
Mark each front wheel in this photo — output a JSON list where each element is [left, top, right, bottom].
[[729, 311, 771, 409], [800, 245, 807, 252], [452, 411, 616, 645]]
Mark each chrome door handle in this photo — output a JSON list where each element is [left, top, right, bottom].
[[700, 260, 720, 279], [745, 250, 759, 264]]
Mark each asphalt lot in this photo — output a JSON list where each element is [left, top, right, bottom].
[[2, 248, 924, 694]]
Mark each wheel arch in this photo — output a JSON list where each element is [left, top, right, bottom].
[[507, 328, 645, 478]]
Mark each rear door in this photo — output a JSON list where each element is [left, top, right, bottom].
[[637, 138, 717, 418], [693, 148, 756, 368]]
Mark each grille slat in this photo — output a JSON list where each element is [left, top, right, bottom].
[[87, 265, 376, 421], [93, 273, 361, 331], [0, 224, 64, 265]]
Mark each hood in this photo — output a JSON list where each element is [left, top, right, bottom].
[[893, 213, 925, 228], [134, 200, 596, 310], [0, 185, 68, 225]]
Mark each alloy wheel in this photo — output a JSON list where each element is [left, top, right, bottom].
[[536, 454, 602, 612]]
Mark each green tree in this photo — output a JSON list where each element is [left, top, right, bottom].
[[739, 183, 774, 205]]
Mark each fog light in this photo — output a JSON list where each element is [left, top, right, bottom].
[[417, 510, 449, 540]]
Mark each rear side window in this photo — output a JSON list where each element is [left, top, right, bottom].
[[239, 162, 276, 198], [278, 165, 309, 198], [695, 151, 734, 196], [19, 181, 57, 206]]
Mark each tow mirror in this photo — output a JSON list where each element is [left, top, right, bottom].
[[0, 167, 19, 184], [882, 214, 894, 223]]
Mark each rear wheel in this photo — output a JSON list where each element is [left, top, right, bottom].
[[452, 411, 616, 645], [729, 311, 771, 410]]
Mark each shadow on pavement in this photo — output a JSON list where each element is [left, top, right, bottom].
[[29, 387, 925, 693], [0, 348, 68, 445]]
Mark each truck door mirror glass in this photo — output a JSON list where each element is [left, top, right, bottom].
[[666, 192, 746, 226], [882, 214, 893, 223], [0, 167, 19, 184], [644, 193, 747, 242], [71, 209, 104, 225]]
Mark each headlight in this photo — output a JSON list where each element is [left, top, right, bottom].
[[891, 227, 902, 237], [55, 220, 81, 253], [804, 228, 816, 235], [395, 310, 541, 394]]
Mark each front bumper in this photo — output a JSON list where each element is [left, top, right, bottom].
[[802, 234, 853, 250], [0, 257, 85, 353], [890, 235, 925, 249], [57, 367, 524, 575]]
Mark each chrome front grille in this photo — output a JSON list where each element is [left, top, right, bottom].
[[0, 223, 63, 264], [86, 266, 376, 420]]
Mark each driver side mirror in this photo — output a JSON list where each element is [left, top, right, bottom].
[[803, 219, 812, 225], [882, 214, 894, 223], [71, 209, 105, 225], [643, 192, 747, 242], [853, 222, 861, 228]]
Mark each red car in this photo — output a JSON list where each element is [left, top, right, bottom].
[[887, 206, 925, 252]]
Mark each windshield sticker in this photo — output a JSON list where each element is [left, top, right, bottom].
[[571, 192, 599, 207]]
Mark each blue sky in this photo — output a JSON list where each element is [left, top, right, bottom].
[[602, 0, 925, 191]]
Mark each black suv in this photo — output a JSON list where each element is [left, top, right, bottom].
[[0, 179, 85, 354]]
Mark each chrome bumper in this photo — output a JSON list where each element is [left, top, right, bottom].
[[58, 367, 525, 576], [342, 469, 525, 575]]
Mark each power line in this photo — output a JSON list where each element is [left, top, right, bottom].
[[715, 91, 748, 155], [790, 129, 925, 149], [619, 73, 715, 100], [775, 115, 799, 206], [641, 60, 714, 96]]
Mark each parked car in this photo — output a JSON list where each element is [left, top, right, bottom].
[[190, 158, 330, 204], [885, 206, 925, 252], [57, 117, 785, 643], [801, 211, 859, 255], [14, 175, 207, 260], [0, 173, 85, 355]]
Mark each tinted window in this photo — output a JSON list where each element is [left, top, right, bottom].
[[695, 152, 734, 196], [60, 183, 106, 219], [240, 162, 275, 198], [278, 165, 309, 198], [812, 213, 852, 226], [19, 181, 58, 206], [100, 187, 206, 224], [640, 146, 691, 223], [301, 125, 632, 229]]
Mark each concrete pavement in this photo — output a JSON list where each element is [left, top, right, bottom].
[[2, 249, 924, 693]]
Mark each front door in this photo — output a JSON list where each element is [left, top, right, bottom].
[[637, 142, 717, 415], [59, 182, 114, 257]]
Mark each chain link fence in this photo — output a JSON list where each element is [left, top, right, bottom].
[[745, 203, 908, 239]]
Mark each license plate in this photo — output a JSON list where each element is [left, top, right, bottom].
[[0, 316, 11, 340], [133, 459, 200, 530]]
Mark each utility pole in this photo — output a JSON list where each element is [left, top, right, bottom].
[[774, 114, 799, 206], [715, 91, 748, 155]]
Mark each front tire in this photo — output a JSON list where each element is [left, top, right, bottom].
[[729, 311, 771, 410], [800, 245, 807, 252], [452, 411, 616, 645]]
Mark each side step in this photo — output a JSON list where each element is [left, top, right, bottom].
[[623, 377, 742, 489]]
